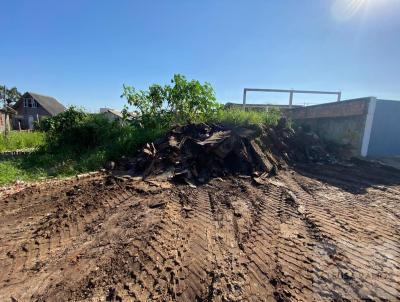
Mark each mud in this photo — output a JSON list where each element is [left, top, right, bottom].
[[1, 161, 399, 301]]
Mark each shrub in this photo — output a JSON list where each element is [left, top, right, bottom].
[[34, 106, 167, 161], [35, 106, 88, 150]]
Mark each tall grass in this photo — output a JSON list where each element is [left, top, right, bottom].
[[0, 131, 45, 152], [0, 159, 46, 185], [210, 108, 281, 127]]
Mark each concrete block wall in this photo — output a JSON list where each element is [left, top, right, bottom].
[[289, 97, 400, 157], [289, 97, 370, 120], [288, 98, 372, 156]]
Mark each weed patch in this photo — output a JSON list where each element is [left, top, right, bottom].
[[0, 131, 45, 152], [210, 108, 281, 127]]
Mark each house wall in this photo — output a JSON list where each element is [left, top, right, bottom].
[[102, 112, 122, 122], [366, 100, 400, 157], [13, 101, 51, 130], [288, 98, 372, 156]]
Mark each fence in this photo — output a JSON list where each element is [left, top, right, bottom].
[[242, 88, 342, 109]]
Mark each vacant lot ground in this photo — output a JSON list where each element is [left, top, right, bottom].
[[378, 156, 400, 170], [0, 162, 399, 301]]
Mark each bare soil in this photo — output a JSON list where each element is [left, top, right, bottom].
[[0, 162, 399, 301]]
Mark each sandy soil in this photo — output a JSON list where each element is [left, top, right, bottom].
[[0, 162, 399, 301]]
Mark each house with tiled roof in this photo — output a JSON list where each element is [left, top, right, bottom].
[[13, 92, 66, 129]]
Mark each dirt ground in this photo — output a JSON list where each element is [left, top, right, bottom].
[[0, 162, 399, 301], [377, 156, 400, 170]]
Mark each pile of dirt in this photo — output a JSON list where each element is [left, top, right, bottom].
[[118, 119, 333, 182]]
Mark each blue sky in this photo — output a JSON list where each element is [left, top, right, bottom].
[[1, 0, 400, 110]]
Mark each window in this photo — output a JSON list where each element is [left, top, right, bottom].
[[24, 98, 31, 107], [23, 98, 38, 108]]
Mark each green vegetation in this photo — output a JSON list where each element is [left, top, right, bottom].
[[122, 74, 221, 128], [0, 125, 167, 186], [0, 107, 165, 184], [0, 75, 282, 186], [0, 131, 45, 152], [211, 108, 280, 127], [0, 159, 45, 185], [0, 85, 22, 107], [1, 85, 22, 135], [35, 107, 167, 160]]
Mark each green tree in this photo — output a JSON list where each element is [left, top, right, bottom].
[[121, 74, 221, 128], [0, 86, 22, 107], [166, 74, 219, 122], [0, 86, 22, 135]]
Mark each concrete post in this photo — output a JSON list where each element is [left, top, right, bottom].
[[289, 91, 294, 108], [361, 97, 377, 157]]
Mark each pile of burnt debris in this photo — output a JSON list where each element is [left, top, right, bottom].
[[117, 118, 333, 183]]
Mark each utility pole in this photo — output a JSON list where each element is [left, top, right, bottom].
[[1, 86, 4, 136], [3, 85, 8, 137]]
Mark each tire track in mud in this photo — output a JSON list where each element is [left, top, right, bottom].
[[30, 186, 144, 301], [240, 183, 281, 301], [179, 188, 213, 300], [119, 198, 189, 301], [0, 164, 399, 301], [295, 171, 400, 255], [244, 179, 323, 302], [173, 184, 250, 301], [201, 187, 248, 302], [34, 181, 190, 301], [282, 170, 400, 301], [0, 176, 135, 301]]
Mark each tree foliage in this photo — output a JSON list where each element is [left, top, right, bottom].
[[121, 74, 221, 127], [36, 106, 131, 152], [0, 85, 22, 135], [35, 106, 92, 150], [35, 106, 167, 163], [36, 106, 87, 133], [0, 86, 22, 107]]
